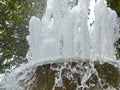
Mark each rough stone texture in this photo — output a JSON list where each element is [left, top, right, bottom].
[[32, 64, 55, 90], [95, 63, 120, 89], [30, 61, 120, 90]]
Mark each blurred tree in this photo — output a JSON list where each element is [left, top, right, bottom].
[[107, 0, 120, 17], [0, 0, 46, 73]]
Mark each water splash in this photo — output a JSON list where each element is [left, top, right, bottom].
[[26, 0, 118, 61], [0, 0, 120, 90]]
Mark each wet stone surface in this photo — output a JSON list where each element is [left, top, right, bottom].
[[30, 61, 120, 90]]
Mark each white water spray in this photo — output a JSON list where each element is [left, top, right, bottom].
[[0, 0, 120, 90], [27, 0, 118, 61]]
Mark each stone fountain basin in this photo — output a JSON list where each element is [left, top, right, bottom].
[[19, 58, 120, 90]]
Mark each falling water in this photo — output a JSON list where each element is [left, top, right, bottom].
[[0, 0, 120, 90]]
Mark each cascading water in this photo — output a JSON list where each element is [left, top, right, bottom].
[[0, 0, 120, 90]]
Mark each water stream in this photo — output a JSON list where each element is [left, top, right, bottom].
[[0, 0, 120, 90]]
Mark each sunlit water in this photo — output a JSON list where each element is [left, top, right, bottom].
[[0, 0, 120, 90]]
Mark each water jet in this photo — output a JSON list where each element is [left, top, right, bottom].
[[0, 0, 120, 90]]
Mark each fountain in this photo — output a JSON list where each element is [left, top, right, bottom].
[[26, 0, 119, 61], [0, 0, 120, 90]]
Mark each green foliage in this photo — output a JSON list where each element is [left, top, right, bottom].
[[115, 39, 120, 59], [107, 0, 120, 17], [0, 0, 46, 73]]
